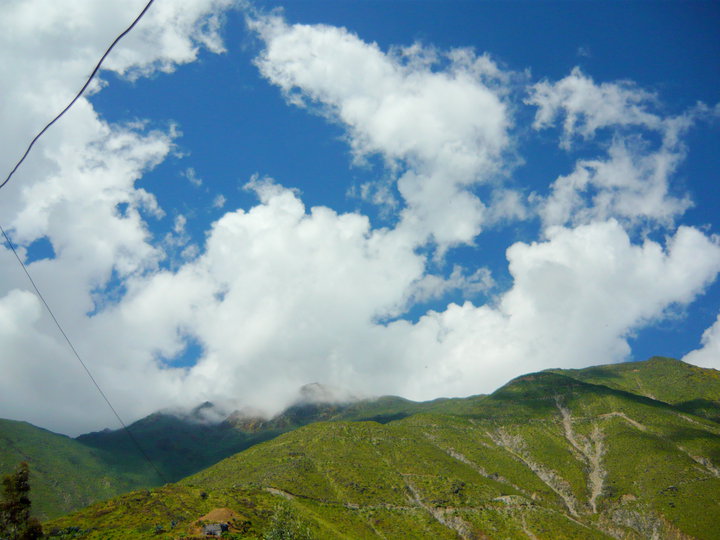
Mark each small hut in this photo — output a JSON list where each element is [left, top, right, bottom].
[[201, 522, 229, 536]]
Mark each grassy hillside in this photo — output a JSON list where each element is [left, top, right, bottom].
[[75, 395, 436, 485], [549, 356, 720, 422], [0, 419, 155, 520], [75, 410, 271, 484], [1, 391, 435, 520], [45, 365, 720, 539]]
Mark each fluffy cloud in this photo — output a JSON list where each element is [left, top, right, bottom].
[[683, 315, 720, 370], [251, 15, 510, 250], [72, 186, 720, 427], [0, 0, 239, 434], [374, 221, 720, 399], [527, 68, 706, 233], [537, 137, 692, 230], [87, 0, 234, 79], [527, 67, 662, 148], [1, 4, 718, 436], [0, 0, 232, 173], [0, 0, 235, 264]]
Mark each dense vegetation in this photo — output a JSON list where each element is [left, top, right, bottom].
[[0, 462, 43, 539], [39, 357, 720, 539], [0, 419, 155, 520], [0, 389, 437, 519], [550, 356, 720, 422]]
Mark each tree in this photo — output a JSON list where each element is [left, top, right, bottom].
[[0, 462, 43, 540]]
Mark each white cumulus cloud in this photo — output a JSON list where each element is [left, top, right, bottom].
[[0, 3, 718, 436], [250, 14, 511, 250], [683, 315, 720, 370], [527, 67, 662, 148]]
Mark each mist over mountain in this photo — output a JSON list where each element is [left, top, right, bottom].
[[0, 380, 424, 519]]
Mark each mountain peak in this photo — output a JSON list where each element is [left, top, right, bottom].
[[296, 382, 358, 405]]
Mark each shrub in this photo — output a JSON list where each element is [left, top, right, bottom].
[[264, 502, 312, 540], [0, 462, 43, 540]]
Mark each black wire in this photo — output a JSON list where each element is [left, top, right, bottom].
[[0, 0, 156, 191], [0, 0, 167, 484], [0, 0, 232, 522], [0, 0, 236, 517], [0, 225, 168, 485]]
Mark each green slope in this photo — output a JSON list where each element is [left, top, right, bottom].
[[75, 396, 435, 485], [44, 363, 720, 539], [549, 356, 720, 422], [0, 419, 155, 520], [75, 410, 269, 483], [0, 392, 434, 520]]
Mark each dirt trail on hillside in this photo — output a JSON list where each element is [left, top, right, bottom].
[[677, 447, 720, 478], [486, 427, 580, 517], [598, 411, 647, 431], [676, 413, 720, 435], [264, 487, 294, 499], [587, 426, 605, 512], [403, 476, 475, 540], [555, 398, 606, 513], [423, 433, 529, 496]]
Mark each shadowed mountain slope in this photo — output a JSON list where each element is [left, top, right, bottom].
[[0, 419, 154, 521], [74, 393, 437, 484]]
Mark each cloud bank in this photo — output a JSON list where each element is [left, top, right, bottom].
[[1, 2, 718, 435]]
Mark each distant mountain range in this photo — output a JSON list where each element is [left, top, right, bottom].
[[0, 382, 442, 519], [2, 357, 720, 539]]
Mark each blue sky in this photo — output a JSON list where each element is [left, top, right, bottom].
[[1, 0, 719, 434], [90, 1, 720, 358]]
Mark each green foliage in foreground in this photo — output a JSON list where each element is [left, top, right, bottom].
[[264, 501, 313, 540], [43, 358, 720, 539], [0, 462, 43, 539]]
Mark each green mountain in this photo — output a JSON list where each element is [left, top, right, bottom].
[[1, 388, 434, 519], [549, 356, 720, 422], [0, 419, 153, 521], [74, 392, 435, 484], [43, 358, 720, 539], [74, 404, 268, 485]]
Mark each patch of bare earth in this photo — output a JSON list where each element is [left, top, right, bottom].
[[598, 412, 647, 431], [555, 398, 606, 513], [264, 487, 295, 499], [189, 507, 248, 537], [677, 447, 720, 478], [486, 427, 580, 517], [403, 476, 476, 540], [423, 433, 529, 496]]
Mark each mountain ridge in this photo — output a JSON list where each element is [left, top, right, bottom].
[[0, 384, 437, 519], [35, 357, 720, 538], [2, 356, 719, 534]]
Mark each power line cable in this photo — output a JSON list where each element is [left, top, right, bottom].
[[0, 0, 156, 191], [0, 225, 168, 485], [1, 2, 233, 520], [0, 0, 167, 485]]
